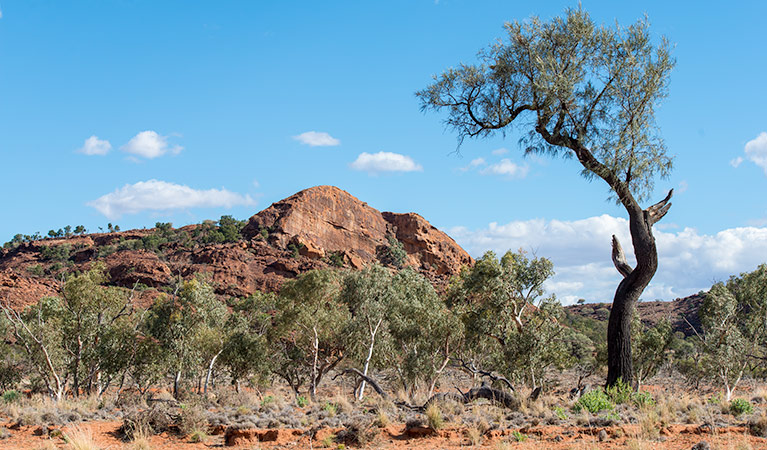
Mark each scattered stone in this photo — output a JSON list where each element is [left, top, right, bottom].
[[598, 429, 608, 442], [692, 440, 711, 450]]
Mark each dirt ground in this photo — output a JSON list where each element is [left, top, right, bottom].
[[1, 420, 765, 449]]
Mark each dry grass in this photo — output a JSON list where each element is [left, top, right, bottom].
[[425, 402, 444, 430], [125, 421, 155, 450], [465, 425, 483, 446], [63, 425, 101, 450]]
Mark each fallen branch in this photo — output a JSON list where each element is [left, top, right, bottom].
[[334, 369, 519, 412]]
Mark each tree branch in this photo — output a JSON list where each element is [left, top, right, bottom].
[[645, 189, 673, 226], [611, 235, 633, 278]]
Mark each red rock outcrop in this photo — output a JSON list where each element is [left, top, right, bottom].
[[105, 250, 172, 288], [1, 185, 474, 308], [242, 185, 473, 275]]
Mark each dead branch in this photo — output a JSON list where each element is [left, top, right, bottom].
[[645, 189, 673, 225], [334, 368, 519, 412], [611, 235, 633, 278]]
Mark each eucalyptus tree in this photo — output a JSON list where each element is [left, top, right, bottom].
[[418, 8, 675, 386], [339, 264, 396, 400], [448, 250, 568, 388], [385, 268, 462, 397], [220, 292, 276, 392], [272, 269, 349, 400], [143, 278, 227, 398], [694, 265, 767, 400]]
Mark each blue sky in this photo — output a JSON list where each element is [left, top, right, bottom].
[[1, 1, 766, 304]]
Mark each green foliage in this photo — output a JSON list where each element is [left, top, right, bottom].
[[287, 242, 304, 258], [633, 317, 673, 387], [327, 251, 345, 267], [574, 389, 614, 414], [2, 390, 20, 403], [39, 244, 71, 261], [418, 7, 674, 203], [605, 378, 633, 404], [296, 396, 309, 407], [553, 407, 569, 420], [271, 270, 349, 395], [730, 398, 754, 416], [27, 264, 44, 277], [448, 249, 565, 387], [376, 234, 407, 268], [693, 264, 767, 399], [511, 430, 527, 442], [261, 395, 275, 408], [221, 292, 275, 387], [633, 391, 656, 408]]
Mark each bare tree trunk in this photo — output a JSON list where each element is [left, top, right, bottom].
[[173, 370, 182, 399], [357, 318, 382, 401], [204, 349, 223, 395], [311, 326, 319, 401], [606, 190, 671, 387]]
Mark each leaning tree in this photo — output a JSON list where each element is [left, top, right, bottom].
[[417, 8, 674, 386]]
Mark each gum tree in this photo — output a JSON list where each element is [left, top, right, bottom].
[[418, 8, 674, 386]]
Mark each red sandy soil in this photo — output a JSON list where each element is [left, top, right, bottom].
[[1, 420, 765, 449]]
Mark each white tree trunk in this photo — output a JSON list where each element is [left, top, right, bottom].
[[357, 318, 382, 401]]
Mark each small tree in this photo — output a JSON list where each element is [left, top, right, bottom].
[[448, 250, 567, 388], [694, 265, 767, 400], [340, 264, 396, 400], [419, 7, 675, 386], [632, 317, 673, 390], [272, 270, 349, 400], [220, 292, 275, 392]]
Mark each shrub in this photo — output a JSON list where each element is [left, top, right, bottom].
[[425, 403, 443, 430], [296, 396, 309, 408], [605, 379, 633, 404], [730, 398, 754, 416], [2, 390, 20, 404], [553, 406, 568, 420], [574, 389, 614, 414], [179, 402, 208, 437], [633, 391, 656, 408], [511, 430, 527, 442]]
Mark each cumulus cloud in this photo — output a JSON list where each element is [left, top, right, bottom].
[[350, 151, 423, 174], [88, 180, 256, 220], [460, 157, 486, 172], [450, 215, 767, 305], [77, 135, 112, 155], [293, 131, 340, 147], [479, 158, 529, 179], [730, 156, 744, 168], [120, 131, 183, 159], [744, 132, 767, 174]]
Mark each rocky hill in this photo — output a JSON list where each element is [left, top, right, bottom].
[[565, 293, 705, 337], [0, 186, 473, 309]]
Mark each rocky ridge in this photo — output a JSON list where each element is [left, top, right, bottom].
[[0, 185, 473, 308]]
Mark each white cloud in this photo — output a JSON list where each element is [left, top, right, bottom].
[[730, 156, 744, 168], [677, 180, 689, 194], [120, 131, 183, 159], [460, 157, 486, 172], [293, 131, 340, 147], [350, 151, 423, 174], [450, 215, 767, 305], [77, 135, 112, 155], [88, 179, 256, 219], [492, 148, 509, 156], [479, 158, 529, 179], [744, 132, 767, 174]]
